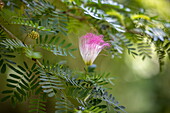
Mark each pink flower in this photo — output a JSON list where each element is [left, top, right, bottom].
[[79, 33, 110, 65]]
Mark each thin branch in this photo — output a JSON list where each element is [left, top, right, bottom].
[[0, 24, 18, 39], [57, 8, 87, 21], [126, 29, 153, 39], [126, 29, 145, 36], [64, 12, 87, 21]]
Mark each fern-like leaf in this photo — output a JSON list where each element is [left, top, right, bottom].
[[138, 42, 152, 60], [1, 62, 41, 105], [1, 38, 27, 50], [37, 35, 77, 58], [24, 0, 68, 35], [39, 74, 65, 97], [11, 18, 53, 32], [29, 95, 47, 113], [55, 94, 74, 113], [0, 28, 16, 73], [0, 39, 42, 59], [91, 87, 127, 113]]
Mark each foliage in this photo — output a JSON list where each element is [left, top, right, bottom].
[[1, 62, 41, 105], [67, 0, 170, 68], [0, 28, 16, 73], [29, 95, 47, 113], [0, 0, 170, 113], [37, 35, 77, 57]]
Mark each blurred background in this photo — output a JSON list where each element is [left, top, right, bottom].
[[0, 0, 170, 113]]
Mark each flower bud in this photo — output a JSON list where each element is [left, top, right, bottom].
[[28, 31, 39, 39]]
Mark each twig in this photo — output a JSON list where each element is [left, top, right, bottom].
[[56, 8, 87, 21], [126, 29, 152, 39], [0, 24, 18, 39], [126, 29, 145, 36], [64, 12, 87, 21]]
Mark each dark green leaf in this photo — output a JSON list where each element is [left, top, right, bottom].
[[27, 71, 32, 77], [3, 54, 16, 58], [48, 36, 55, 44], [31, 82, 39, 90], [54, 37, 60, 44], [36, 38, 39, 44], [7, 64, 24, 75], [24, 62, 28, 69], [59, 40, 65, 46], [44, 35, 48, 43], [30, 75, 36, 82], [64, 43, 72, 49], [21, 79, 29, 87], [34, 71, 40, 75], [11, 96, 16, 106], [0, 59, 4, 67], [97, 105, 107, 108], [31, 63, 36, 71], [1, 95, 11, 102], [89, 99, 102, 106], [14, 91, 22, 101], [1, 63, 6, 73], [69, 48, 78, 51], [23, 75, 30, 82], [33, 67, 39, 72], [7, 83, 16, 88], [30, 77, 39, 86], [9, 74, 20, 79], [35, 87, 42, 95], [18, 65, 26, 72], [40, 35, 42, 44], [2, 90, 13, 94], [7, 79, 18, 84], [16, 87, 26, 96], [19, 83, 29, 90]]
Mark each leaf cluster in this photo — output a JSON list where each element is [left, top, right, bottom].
[[66, 0, 170, 69], [0, 0, 170, 113]]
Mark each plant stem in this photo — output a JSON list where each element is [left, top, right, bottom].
[[0, 24, 18, 39]]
